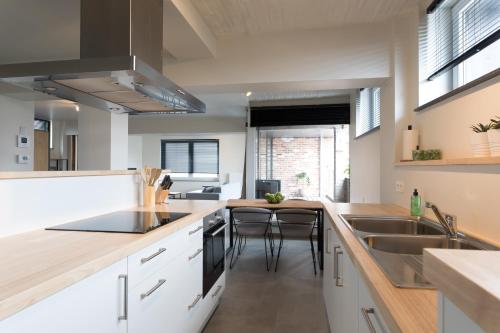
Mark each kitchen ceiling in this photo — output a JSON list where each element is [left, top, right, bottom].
[[191, 0, 419, 38]]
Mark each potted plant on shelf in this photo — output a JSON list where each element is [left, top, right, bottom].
[[488, 117, 500, 157], [470, 122, 491, 157], [295, 172, 310, 197]]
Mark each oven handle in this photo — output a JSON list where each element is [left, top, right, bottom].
[[209, 222, 227, 237]]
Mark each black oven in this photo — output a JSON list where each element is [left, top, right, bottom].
[[203, 209, 226, 297]]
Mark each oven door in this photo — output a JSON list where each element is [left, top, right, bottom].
[[203, 221, 226, 297]]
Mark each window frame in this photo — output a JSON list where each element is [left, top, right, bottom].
[[161, 139, 220, 176], [355, 88, 381, 138]]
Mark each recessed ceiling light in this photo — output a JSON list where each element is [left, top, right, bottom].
[[75, 105, 80, 112], [246, 91, 252, 97]]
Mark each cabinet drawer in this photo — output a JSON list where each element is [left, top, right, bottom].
[[128, 257, 185, 333], [178, 219, 204, 250], [128, 233, 180, 288]]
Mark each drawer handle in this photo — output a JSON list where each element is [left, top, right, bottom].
[[188, 248, 203, 261], [140, 248, 166, 264], [361, 308, 377, 333], [189, 225, 203, 235], [333, 246, 343, 287], [118, 274, 128, 321], [211, 285, 223, 298], [188, 294, 202, 310], [141, 279, 166, 300]]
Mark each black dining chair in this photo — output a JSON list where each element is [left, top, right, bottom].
[[274, 209, 318, 274], [230, 207, 274, 271]]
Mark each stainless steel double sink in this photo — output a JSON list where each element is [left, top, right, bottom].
[[339, 215, 496, 288]]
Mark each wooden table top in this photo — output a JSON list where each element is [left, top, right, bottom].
[[226, 199, 323, 210]]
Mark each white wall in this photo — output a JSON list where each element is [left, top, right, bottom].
[[78, 107, 128, 170], [0, 96, 35, 171], [134, 132, 246, 193], [357, 8, 500, 245], [128, 135, 143, 169], [0, 174, 140, 237], [129, 116, 246, 134]]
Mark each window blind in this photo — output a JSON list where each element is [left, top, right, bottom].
[[356, 88, 381, 137], [426, 0, 500, 80], [162, 141, 190, 173], [161, 140, 219, 174], [193, 141, 218, 174]]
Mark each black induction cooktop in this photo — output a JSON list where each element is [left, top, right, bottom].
[[46, 211, 191, 234]]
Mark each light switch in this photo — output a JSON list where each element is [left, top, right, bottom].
[[17, 154, 30, 164]]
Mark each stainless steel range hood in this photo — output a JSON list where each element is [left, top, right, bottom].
[[0, 0, 205, 115]]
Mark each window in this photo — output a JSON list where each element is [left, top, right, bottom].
[[424, 0, 499, 83], [356, 88, 381, 137], [161, 140, 219, 178]]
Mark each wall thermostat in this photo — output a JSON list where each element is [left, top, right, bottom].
[[17, 127, 30, 148]]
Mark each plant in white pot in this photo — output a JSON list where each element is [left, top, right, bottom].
[[295, 172, 310, 197], [470, 122, 491, 157], [488, 117, 500, 157]]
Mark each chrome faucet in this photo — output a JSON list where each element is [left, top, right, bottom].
[[425, 202, 458, 238]]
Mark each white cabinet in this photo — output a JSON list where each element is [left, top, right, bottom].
[[0, 259, 128, 333], [323, 217, 388, 333], [128, 255, 185, 333], [358, 277, 390, 333], [0, 216, 224, 333], [439, 292, 483, 333], [324, 220, 358, 333]]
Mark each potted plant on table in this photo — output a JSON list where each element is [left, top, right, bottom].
[[470, 122, 491, 157], [488, 117, 500, 157], [295, 172, 310, 197]]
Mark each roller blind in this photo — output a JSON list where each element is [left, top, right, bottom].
[[425, 0, 500, 80], [356, 88, 381, 137], [161, 140, 219, 174]]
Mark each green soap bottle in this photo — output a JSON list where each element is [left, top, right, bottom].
[[411, 189, 421, 216]]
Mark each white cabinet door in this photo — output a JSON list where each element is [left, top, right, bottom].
[[323, 215, 335, 331], [0, 259, 127, 333], [180, 246, 205, 333], [128, 255, 185, 333], [358, 276, 390, 333], [439, 292, 483, 333], [331, 241, 359, 333]]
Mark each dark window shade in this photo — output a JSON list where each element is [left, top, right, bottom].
[[425, 0, 500, 80], [250, 104, 350, 127], [193, 141, 218, 174], [161, 140, 219, 174]]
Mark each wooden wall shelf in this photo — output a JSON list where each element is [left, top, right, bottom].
[[394, 156, 500, 166]]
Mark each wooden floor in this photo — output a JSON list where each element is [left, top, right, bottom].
[[203, 238, 330, 333]]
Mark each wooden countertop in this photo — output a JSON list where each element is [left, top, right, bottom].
[[424, 249, 500, 333], [322, 202, 437, 333], [227, 199, 323, 209], [0, 170, 138, 180], [0, 200, 225, 321]]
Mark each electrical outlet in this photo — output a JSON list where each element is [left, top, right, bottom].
[[395, 181, 405, 193]]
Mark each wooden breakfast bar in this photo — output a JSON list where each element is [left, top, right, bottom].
[[226, 199, 325, 269]]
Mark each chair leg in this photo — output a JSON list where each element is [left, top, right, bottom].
[[274, 236, 283, 272], [237, 233, 243, 255], [264, 235, 270, 272], [230, 234, 239, 269], [310, 236, 317, 275], [268, 232, 274, 257]]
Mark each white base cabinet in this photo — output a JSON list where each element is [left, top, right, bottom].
[[0, 215, 225, 333], [0, 259, 128, 333], [323, 217, 390, 333], [439, 292, 483, 333]]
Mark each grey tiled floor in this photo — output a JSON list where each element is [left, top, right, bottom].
[[203, 238, 330, 333]]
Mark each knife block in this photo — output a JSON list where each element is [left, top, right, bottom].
[[155, 188, 170, 204], [143, 185, 156, 208]]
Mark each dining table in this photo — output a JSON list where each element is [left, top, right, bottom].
[[226, 199, 325, 269]]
